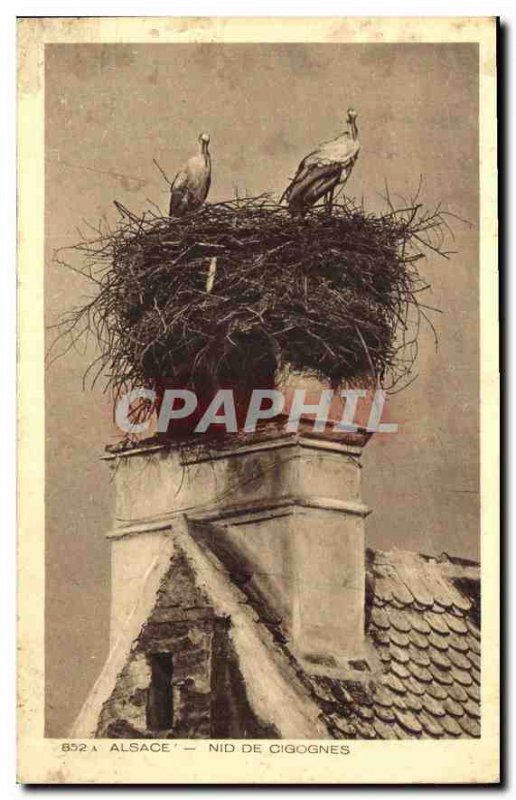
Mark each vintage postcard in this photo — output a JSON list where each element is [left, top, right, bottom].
[[18, 17, 499, 784]]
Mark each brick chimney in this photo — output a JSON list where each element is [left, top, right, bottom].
[[105, 393, 372, 672]]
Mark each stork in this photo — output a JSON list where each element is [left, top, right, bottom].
[[281, 109, 359, 216], [169, 132, 211, 217]]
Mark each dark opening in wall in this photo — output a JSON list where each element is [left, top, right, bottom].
[[146, 652, 173, 731]]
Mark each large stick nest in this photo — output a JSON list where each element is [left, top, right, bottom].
[[51, 196, 449, 401]]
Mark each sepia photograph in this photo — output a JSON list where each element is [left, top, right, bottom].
[[17, 16, 499, 784]]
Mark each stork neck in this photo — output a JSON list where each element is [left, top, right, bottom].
[[349, 120, 358, 141]]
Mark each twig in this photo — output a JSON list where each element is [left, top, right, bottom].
[[152, 158, 172, 187]]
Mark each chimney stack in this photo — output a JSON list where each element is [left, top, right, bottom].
[[105, 392, 372, 671]]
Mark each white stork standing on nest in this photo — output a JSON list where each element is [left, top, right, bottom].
[[169, 132, 211, 217], [281, 109, 360, 216]]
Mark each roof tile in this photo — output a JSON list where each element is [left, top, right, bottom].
[[420, 729, 440, 740], [448, 683, 468, 703], [408, 645, 430, 667], [397, 567, 434, 607], [394, 708, 423, 735], [408, 629, 429, 649], [380, 672, 406, 694], [463, 699, 480, 719], [374, 575, 393, 603], [448, 649, 471, 671], [428, 631, 449, 651], [404, 692, 423, 712], [408, 612, 431, 635], [371, 607, 390, 630], [444, 613, 468, 635], [346, 681, 375, 706], [392, 722, 412, 739], [373, 687, 394, 708], [357, 704, 375, 721], [443, 697, 464, 717], [376, 705, 396, 723], [467, 619, 481, 640], [327, 715, 357, 738], [458, 715, 481, 737], [440, 714, 463, 736], [419, 711, 444, 737], [408, 663, 432, 683], [424, 569, 458, 609], [422, 694, 445, 717], [466, 682, 480, 702], [429, 664, 453, 685], [405, 677, 426, 697], [311, 679, 339, 705], [448, 633, 469, 653], [355, 720, 376, 739], [429, 649, 452, 670], [390, 644, 410, 664], [373, 719, 398, 739], [390, 693, 408, 711], [453, 668, 473, 687], [389, 629, 410, 648], [378, 647, 391, 664], [387, 608, 411, 633], [426, 681, 448, 701], [390, 660, 410, 679], [451, 593, 472, 613], [467, 651, 480, 670], [387, 575, 414, 606], [372, 629, 390, 647], [424, 611, 450, 635]]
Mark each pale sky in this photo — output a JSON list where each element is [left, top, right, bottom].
[[45, 42, 479, 736]]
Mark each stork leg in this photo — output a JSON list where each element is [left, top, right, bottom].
[[324, 187, 335, 216]]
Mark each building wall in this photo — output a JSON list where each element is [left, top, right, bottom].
[[96, 548, 276, 738]]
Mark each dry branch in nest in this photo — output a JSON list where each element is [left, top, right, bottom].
[[50, 195, 450, 416]]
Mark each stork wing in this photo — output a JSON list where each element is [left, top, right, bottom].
[[169, 169, 190, 216], [281, 133, 359, 205], [169, 154, 211, 217], [288, 166, 344, 214], [281, 160, 342, 206]]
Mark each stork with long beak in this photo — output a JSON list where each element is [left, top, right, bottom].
[[169, 132, 212, 217], [281, 109, 360, 216]]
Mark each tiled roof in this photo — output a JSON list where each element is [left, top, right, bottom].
[[187, 517, 481, 740], [111, 518, 480, 741], [307, 549, 481, 739]]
